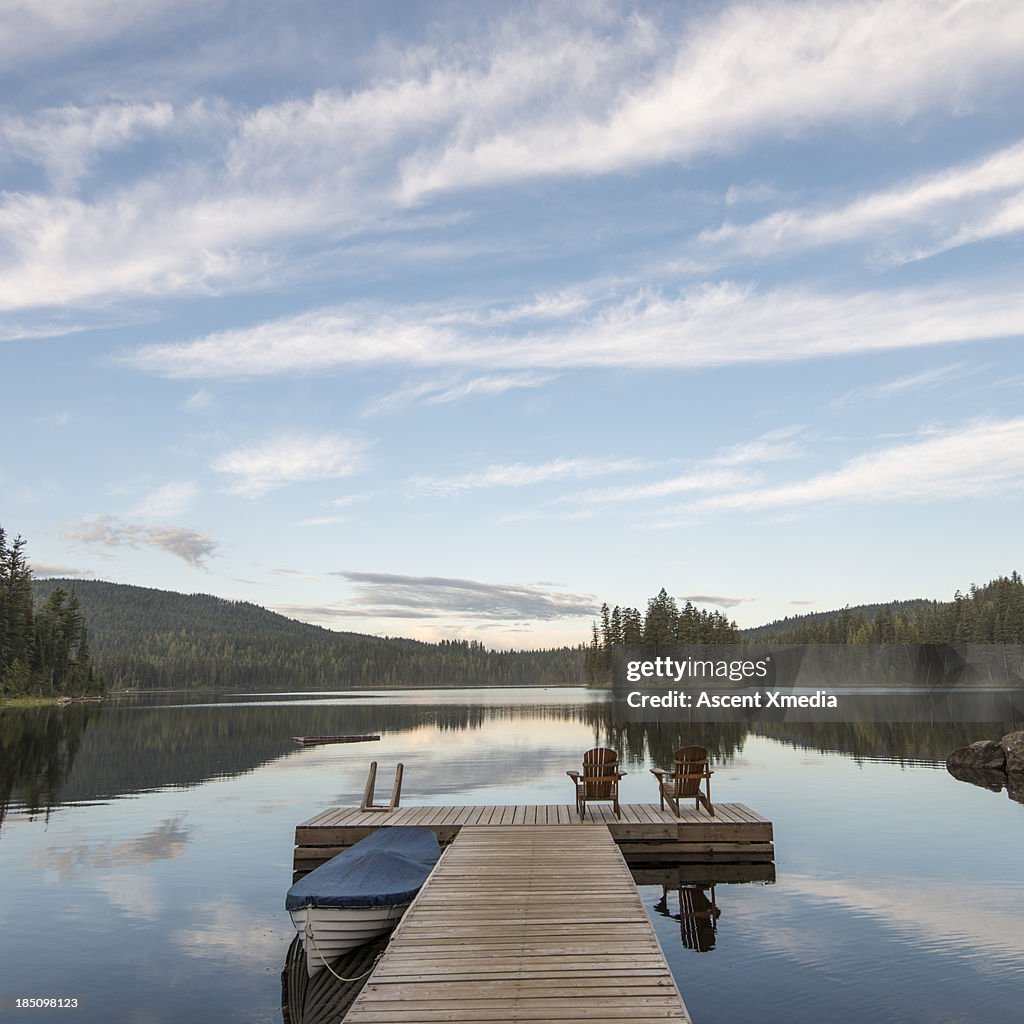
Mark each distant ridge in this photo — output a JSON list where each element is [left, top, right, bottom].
[[741, 599, 938, 639], [29, 579, 583, 691]]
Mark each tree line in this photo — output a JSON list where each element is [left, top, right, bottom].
[[0, 527, 98, 697], [748, 572, 1024, 644], [585, 588, 741, 682], [28, 577, 586, 691], [584, 573, 1024, 683]]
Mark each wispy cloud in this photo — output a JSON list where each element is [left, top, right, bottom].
[[271, 568, 318, 582], [565, 429, 801, 504], [411, 456, 652, 496], [361, 372, 556, 417], [832, 362, 980, 408], [212, 433, 368, 497], [680, 593, 753, 609], [6, 2, 1024, 316], [700, 139, 1024, 264], [183, 387, 215, 412], [66, 515, 218, 567], [398, 1, 1024, 200], [118, 277, 1024, 379], [328, 571, 598, 621], [295, 516, 346, 527], [693, 417, 1024, 512], [29, 562, 95, 578], [567, 468, 750, 505], [134, 480, 198, 518]]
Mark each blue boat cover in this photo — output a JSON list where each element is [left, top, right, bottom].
[[286, 826, 441, 911]]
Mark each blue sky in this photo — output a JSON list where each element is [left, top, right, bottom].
[[3, 0, 1024, 648]]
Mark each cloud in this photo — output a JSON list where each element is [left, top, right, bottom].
[[693, 417, 1024, 512], [271, 568, 318, 582], [680, 594, 753, 608], [707, 427, 804, 466], [361, 372, 556, 417], [134, 480, 198, 518], [212, 433, 368, 497], [117, 277, 1024, 379], [565, 429, 802, 504], [29, 563, 95, 578], [6, 2, 1024, 316], [328, 571, 598, 620], [399, 1, 1024, 199], [66, 515, 218, 567], [183, 387, 215, 412], [832, 362, 980, 408], [567, 468, 750, 505], [411, 456, 652, 496], [295, 515, 346, 527], [700, 139, 1024, 264], [0, 100, 176, 188]]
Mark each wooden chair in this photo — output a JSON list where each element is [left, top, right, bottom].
[[566, 747, 626, 819], [650, 746, 714, 816]]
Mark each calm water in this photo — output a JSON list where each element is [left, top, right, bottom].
[[1, 687, 1022, 1023]]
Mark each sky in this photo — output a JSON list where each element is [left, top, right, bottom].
[[2, 0, 1024, 649]]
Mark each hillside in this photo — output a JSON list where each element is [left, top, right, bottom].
[[29, 579, 585, 690], [742, 599, 938, 640]]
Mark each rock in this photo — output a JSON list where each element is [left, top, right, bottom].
[[1007, 774, 1024, 805], [946, 741, 1006, 771], [945, 764, 1006, 793], [1000, 731, 1024, 773]]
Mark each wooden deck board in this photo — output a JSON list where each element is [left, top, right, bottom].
[[343, 825, 691, 1024], [293, 803, 774, 879]]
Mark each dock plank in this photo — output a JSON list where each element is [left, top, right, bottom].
[[293, 802, 775, 879], [343, 825, 691, 1024]]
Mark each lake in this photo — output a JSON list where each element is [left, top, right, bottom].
[[2, 687, 1022, 1023]]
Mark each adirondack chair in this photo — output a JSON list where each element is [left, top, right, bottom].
[[650, 745, 714, 816], [566, 747, 626, 819]]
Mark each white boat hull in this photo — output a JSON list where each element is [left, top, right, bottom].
[[290, 903, 410, 975]]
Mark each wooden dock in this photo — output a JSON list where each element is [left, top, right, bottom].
[[342, 825, 692, 1024], [294, 802, 773, 878]]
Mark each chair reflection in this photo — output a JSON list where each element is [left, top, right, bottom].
[[652, 884, 721, 952]]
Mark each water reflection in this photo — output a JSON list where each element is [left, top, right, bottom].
[[652, 884, 721, 952], [3, 689, 1021, 822], [281, 934, 387, 1024]]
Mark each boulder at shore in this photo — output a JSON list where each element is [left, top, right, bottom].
[[1000, 731, 1024, 773], [946, 741, 1006, 771]]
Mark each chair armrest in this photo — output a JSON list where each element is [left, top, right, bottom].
[[566, 770, 581, 780]]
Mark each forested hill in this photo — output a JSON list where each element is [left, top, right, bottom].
[[741, 573, 1024, 643], [29, 579, 585, 690]]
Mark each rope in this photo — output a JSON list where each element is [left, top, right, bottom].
[[304, 918, 384, 983]]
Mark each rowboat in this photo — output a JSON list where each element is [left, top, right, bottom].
[[285, 826, 441, 975]]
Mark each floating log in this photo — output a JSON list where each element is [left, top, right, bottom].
[[291, 735, 381, 746]]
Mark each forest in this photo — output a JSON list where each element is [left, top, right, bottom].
[[0, 528, 98, 697], [6, 514, 1024, 696], [584, 575, 1024, 682], [26, 577, 585, 691]]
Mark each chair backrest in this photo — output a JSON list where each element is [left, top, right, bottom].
[[672, 746, 709, 798], [581, 747, 619, 798]]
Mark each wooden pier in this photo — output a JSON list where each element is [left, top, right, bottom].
[[294, 802, 773, 878], [343, 825, 692, 1024]]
